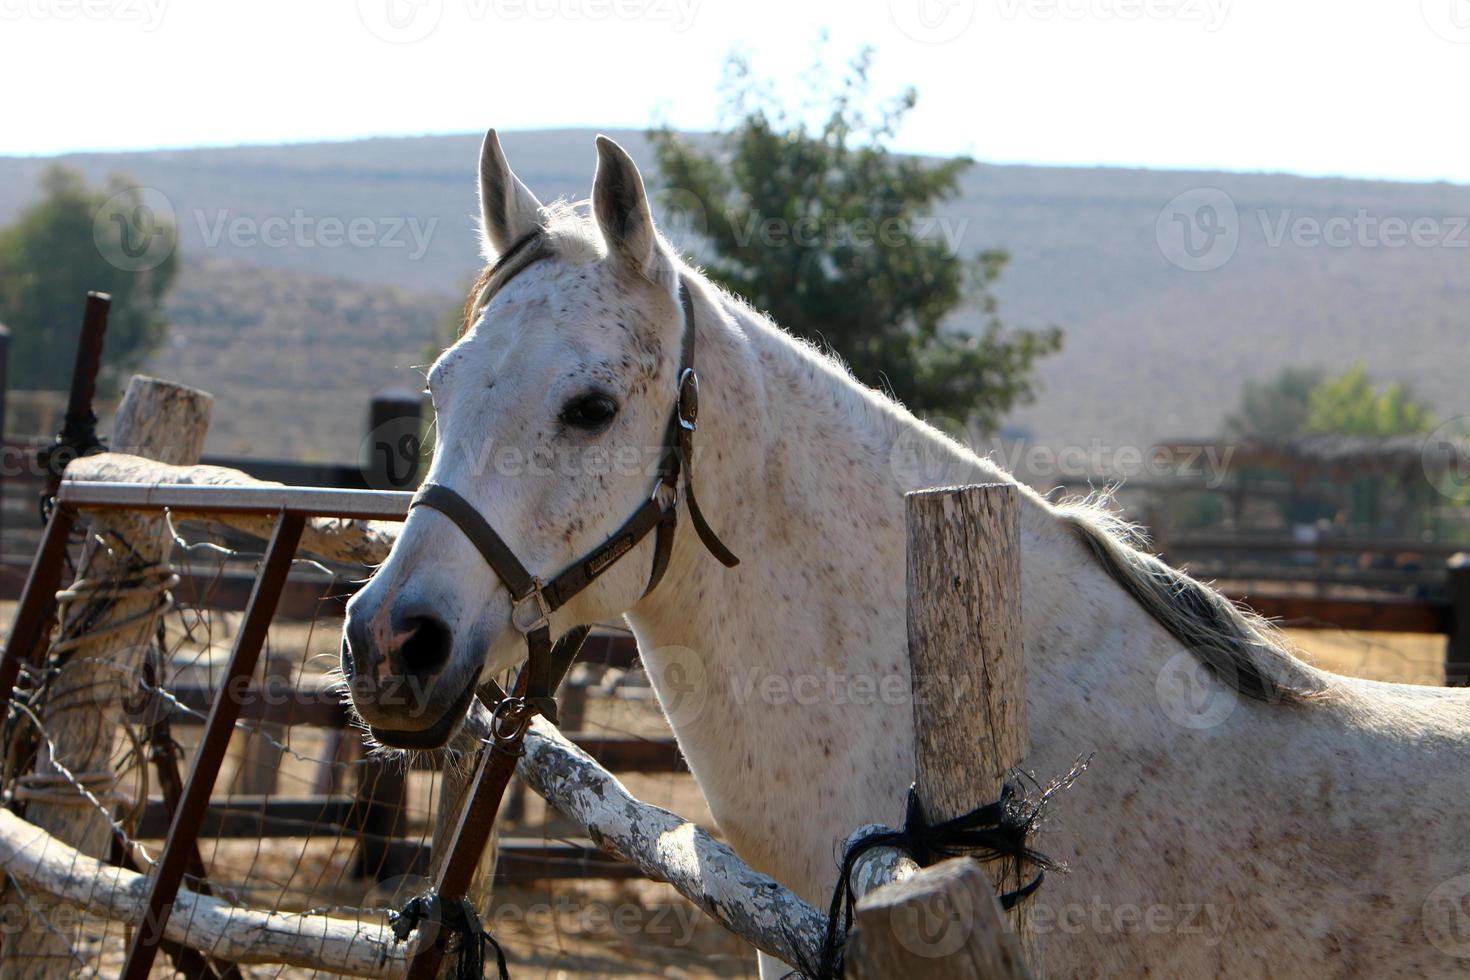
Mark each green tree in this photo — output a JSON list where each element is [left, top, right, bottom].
[[649, 49, 1061, 431], [0, 165, 178, 392], [1224, 366, 1324, 439], [1304, 362, 1436, 437]]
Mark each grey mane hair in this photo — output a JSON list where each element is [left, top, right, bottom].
[[1052, 495, 1330, 704], [470, 200, 676, 320], [468, 200, 604, 321]]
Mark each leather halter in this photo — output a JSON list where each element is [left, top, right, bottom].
[[408, 251, 739, 727]]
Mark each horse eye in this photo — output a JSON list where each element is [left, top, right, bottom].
[[559, 393, 619, 431]]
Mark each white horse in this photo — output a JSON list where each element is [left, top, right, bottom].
[[343, 130, 1470, 977]]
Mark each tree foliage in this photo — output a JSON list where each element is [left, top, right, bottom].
[[0, 165, 178, 392], [649, 49, 1061, 432], [1304, 363, 1436, 437], [1224, 367, 1324, 439], [1226, 362, 1436, 439]]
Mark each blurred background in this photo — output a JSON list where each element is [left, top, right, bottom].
[[1, 1, 1468, 975]]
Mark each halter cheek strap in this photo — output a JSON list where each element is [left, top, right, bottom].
[[407, 273, 738, 726]]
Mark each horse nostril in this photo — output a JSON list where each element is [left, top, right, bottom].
[[393, 614, 453, 678]]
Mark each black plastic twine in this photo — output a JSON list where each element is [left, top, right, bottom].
[[390, 893, 509, 980], [805, 757, 1090, 980]]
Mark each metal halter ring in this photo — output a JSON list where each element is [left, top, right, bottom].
[[510, 581, 551, 635], [676, 368, 699, 431], [491, 696, 535, 744]]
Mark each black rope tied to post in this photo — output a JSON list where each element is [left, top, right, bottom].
[[390, 893, 509, 980], [806, 757, 1090, 980]]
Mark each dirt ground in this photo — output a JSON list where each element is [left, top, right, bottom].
[[0, 596, 1453, 978]]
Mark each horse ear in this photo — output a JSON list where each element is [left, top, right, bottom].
[[479, 129, 545, 258], [593, 135, 672, 284]]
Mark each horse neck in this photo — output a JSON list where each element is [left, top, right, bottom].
[[625, 279, 1071, 703]]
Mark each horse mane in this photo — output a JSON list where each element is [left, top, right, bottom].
[[1051, 499, 1330, 704]]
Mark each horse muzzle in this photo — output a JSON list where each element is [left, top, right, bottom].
[[340, 599, 481, 749]]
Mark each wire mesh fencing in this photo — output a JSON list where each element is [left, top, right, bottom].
[[0, 510, 756, 978]]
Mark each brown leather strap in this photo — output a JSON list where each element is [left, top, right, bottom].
[[410, 483, 538, 602]]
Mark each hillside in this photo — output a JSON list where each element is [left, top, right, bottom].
[[2, 130, 1466, 461]]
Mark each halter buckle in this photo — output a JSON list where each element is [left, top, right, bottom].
[[651, 479, 678, 511], [676, 368, 699, 432], [511, 580, 551, 635]]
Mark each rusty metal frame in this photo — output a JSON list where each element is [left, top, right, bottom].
[[0, 480, 422, 980]]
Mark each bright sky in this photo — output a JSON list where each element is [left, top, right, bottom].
[[1, 0, 1467, 183]]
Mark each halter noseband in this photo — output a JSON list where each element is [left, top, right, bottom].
[[407, 251, 738, 728]]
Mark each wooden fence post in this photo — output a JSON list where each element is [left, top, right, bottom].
[[0, 376, 212, 978], [845, 484, 1036, 978], [362, 388, 424, 492], [1445, 553, 1470, 686]]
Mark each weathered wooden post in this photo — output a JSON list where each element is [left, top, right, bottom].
[[1445, 552, 1470, 686], [362, 388, 424, 491], [845, 484, 1036, 979], [0, 376, 212, 979]]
